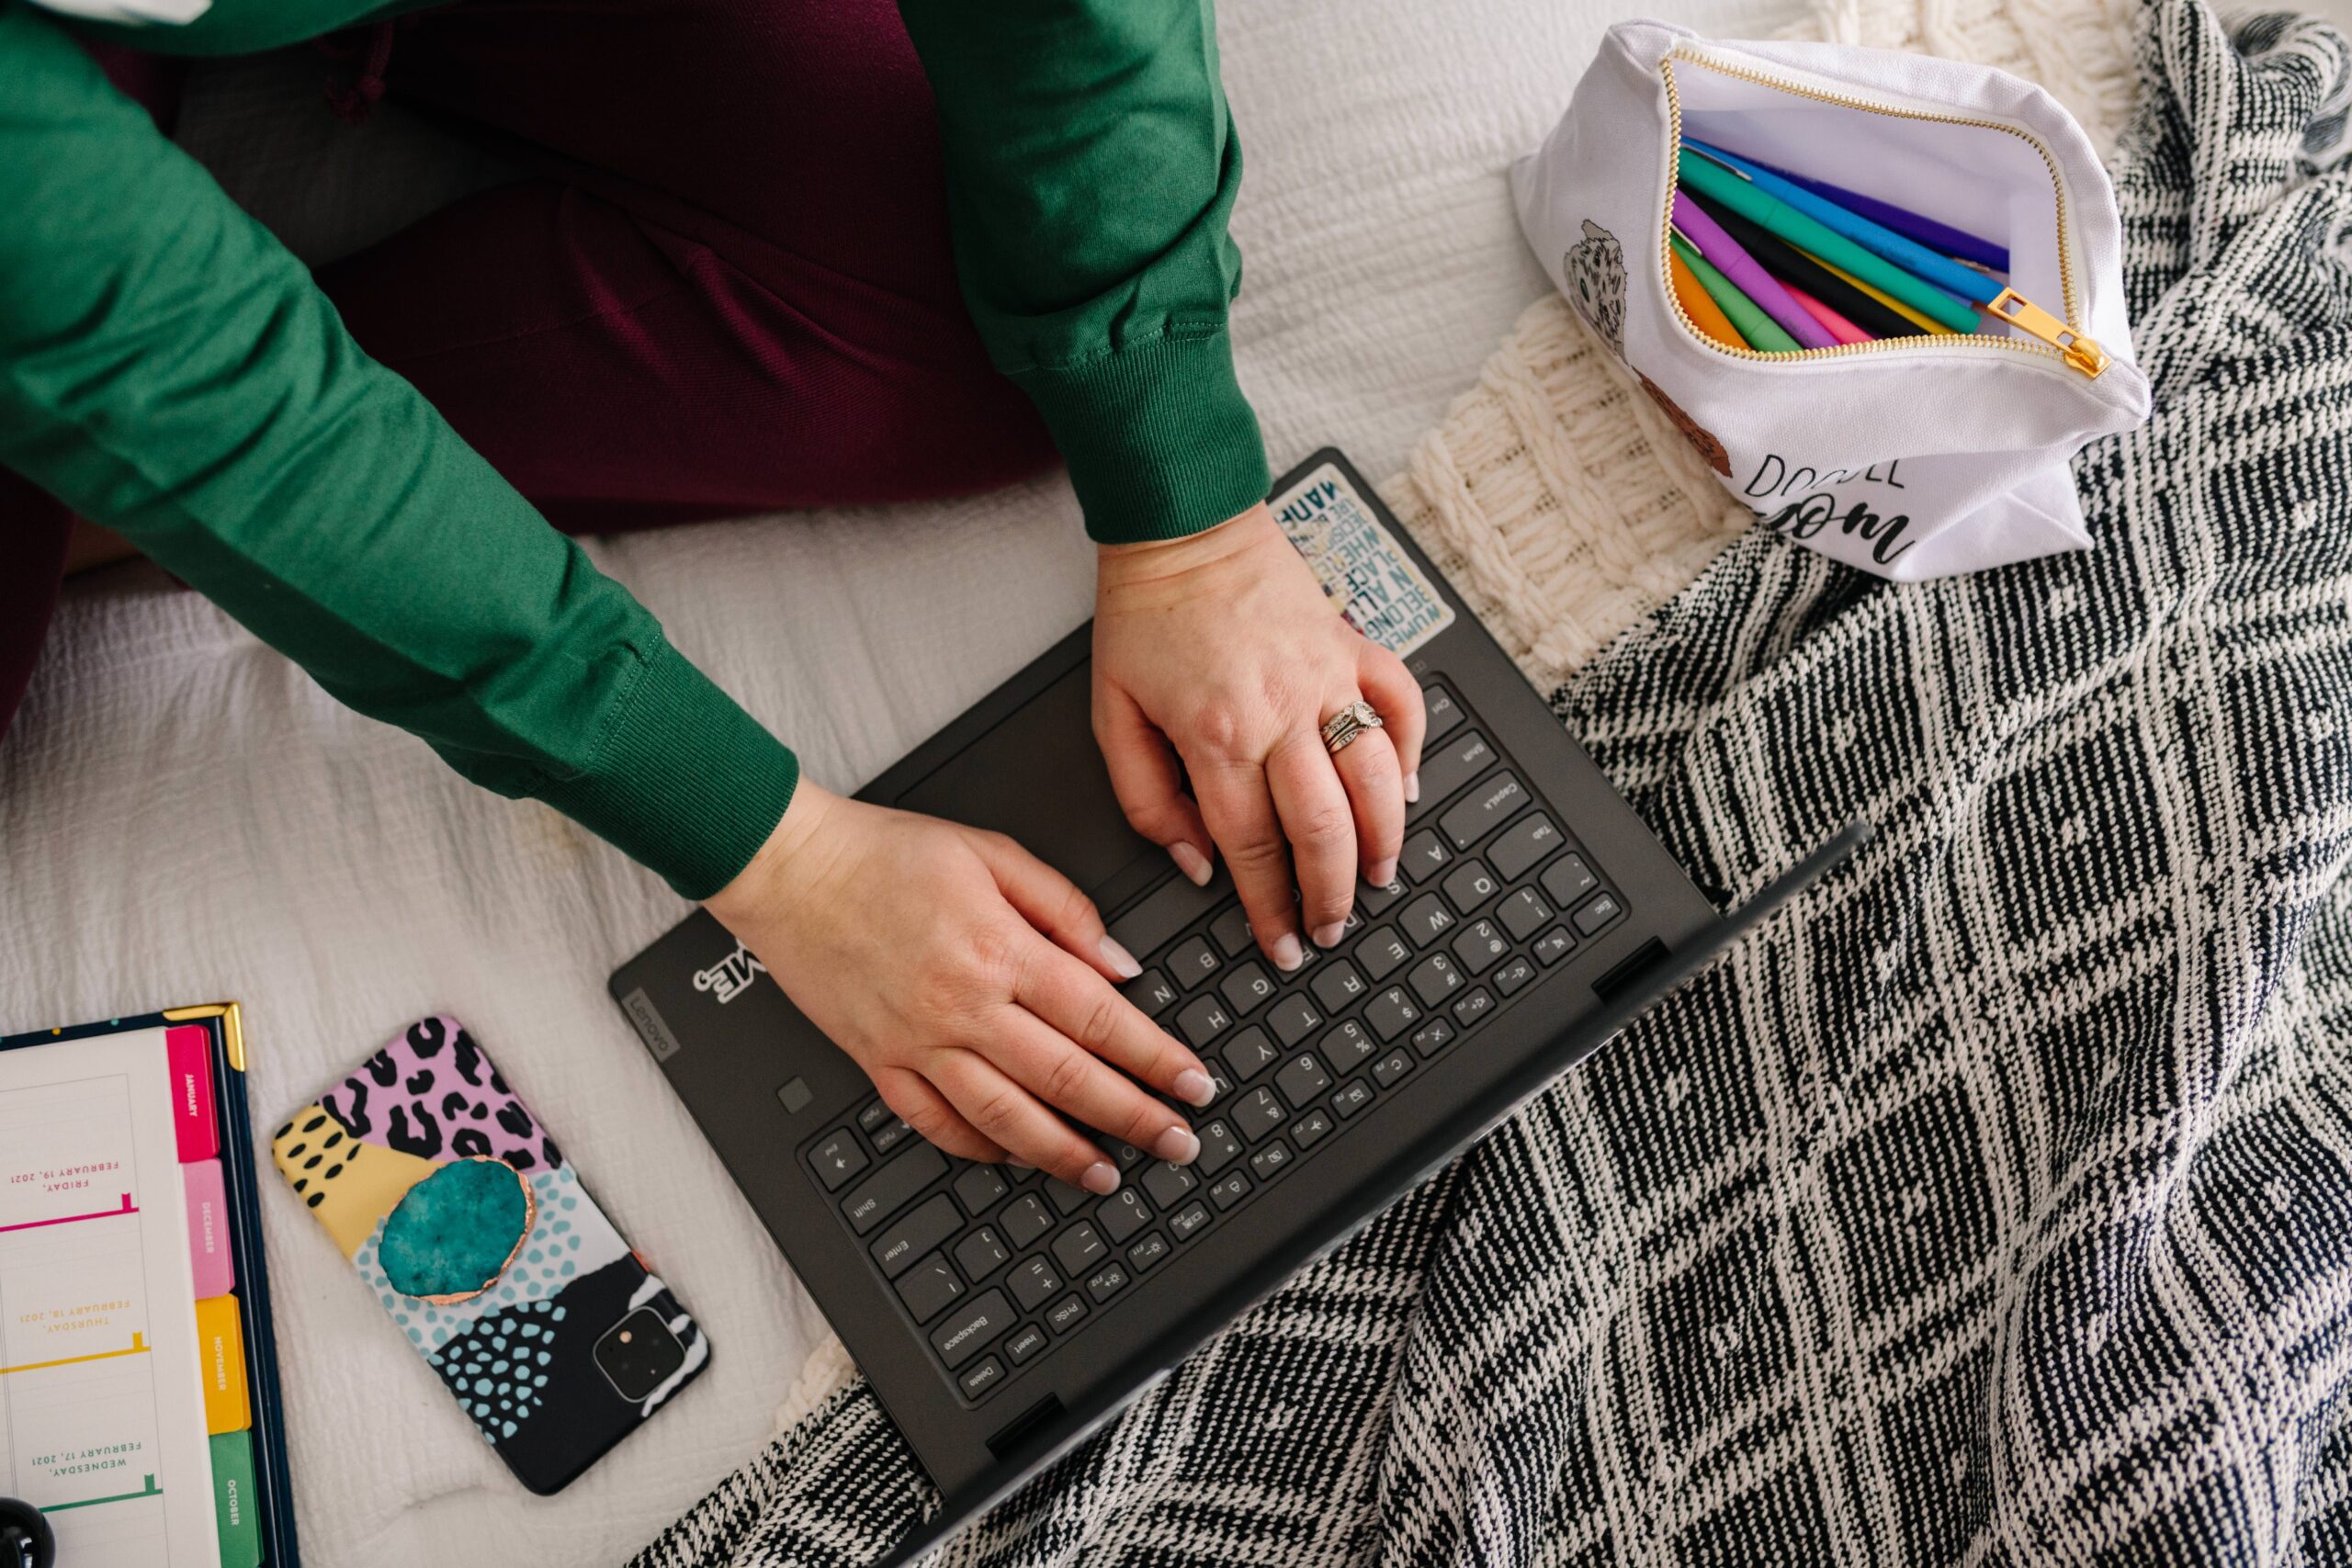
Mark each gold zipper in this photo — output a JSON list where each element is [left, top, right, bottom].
[[1658, 50, 2109, 378]]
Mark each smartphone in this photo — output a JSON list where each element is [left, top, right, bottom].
[[271, 1014, 709, 1494]]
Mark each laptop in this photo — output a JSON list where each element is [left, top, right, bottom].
[[610, 449, 1866, 1565]]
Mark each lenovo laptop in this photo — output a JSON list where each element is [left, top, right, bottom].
[[611, 449, 1866, 1565]]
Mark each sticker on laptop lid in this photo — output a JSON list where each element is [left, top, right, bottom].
[[1272, 462, 1455, 659]]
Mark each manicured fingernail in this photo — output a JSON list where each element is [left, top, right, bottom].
[[1312, 921, 1346, 950], [1170, 842, 1213, 886], [1404, 772, 1421, 804], [1099, 935, 1143, 979], [1271, 931, 1306, 971], [1174, 1068, 1216, 1106], [1154, 1125, 1202, 1164], [1368, 858, 1398, 889], [1080, 1161, 1120, 1195]]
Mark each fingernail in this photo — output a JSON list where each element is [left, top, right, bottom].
[[1154, 1125, 1202, 1164], [1271, 931, 1306, 971], [1080, 1161, 1120, 1195], [1368, 858, 1398, 889], [1404, 772, 1421, 804], [1312, 921, 1346, 950], [1099, 935, 1143, 979], [1170, 842, 1212, 886], [1174, 1068, 1216, 1106]]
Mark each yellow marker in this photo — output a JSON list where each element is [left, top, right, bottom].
[[195, 1294, 251, 1435]]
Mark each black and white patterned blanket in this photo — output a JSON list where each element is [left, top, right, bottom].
[[636, 3, 2352, 1560]]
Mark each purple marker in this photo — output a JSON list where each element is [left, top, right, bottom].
[[1670, 192, 1838, 350]]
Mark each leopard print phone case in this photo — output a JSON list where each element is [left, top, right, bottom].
[[272, 1015, 710, 1494]]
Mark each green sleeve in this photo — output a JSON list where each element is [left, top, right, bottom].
[[0, 4, 795, 899], [897, 0, 1270, 544]]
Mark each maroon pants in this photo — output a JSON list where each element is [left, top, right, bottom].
[[0, 0, 1056, 740]]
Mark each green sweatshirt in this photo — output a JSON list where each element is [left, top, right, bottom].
[[0, 0, 1268, 898]]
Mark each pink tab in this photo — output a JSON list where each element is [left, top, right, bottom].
[[167, 1024, 219, 1162], [184, 1158, 235, 1298]]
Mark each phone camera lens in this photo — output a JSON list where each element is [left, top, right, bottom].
[[593, 1307, 688, 1402]]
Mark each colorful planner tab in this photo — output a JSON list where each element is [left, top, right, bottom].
[[185, 1157, 235, 1298], [166, 1023, 219, 1162], [195, 1292, 252, 1435], [209, 1429, 264, 1568]]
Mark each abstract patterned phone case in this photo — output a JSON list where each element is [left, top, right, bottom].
[[271, 1015, 709, 1494]]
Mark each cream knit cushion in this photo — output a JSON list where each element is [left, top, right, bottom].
[[1383, 0, 2140, 695]]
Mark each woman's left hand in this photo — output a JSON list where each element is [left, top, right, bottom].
[[1092, 502, 1427, 973]]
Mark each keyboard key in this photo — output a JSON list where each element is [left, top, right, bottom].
[[1408, 953, 1465, 1007], [1085, 1263, 1129, 1303], [1220, 1026, 1282, 1082], [1102, 1138, 1148, 1170], [954, 1225, 1012, 1282], [1359, 875, 1408, 915], [1109, 872, 1226, 965], [931, 1288, 1016, 1368], [1440, 772, 1529, 851], [896, 1254, 967, 1323], [857, 1100, 896, 1135], [1416, 730, 1497, 813], [1126, 1232, 1170, 1271], [959, 1356, 1006, 1400], [1422, 683, 1465, 740], [1250, 1141, 1295, 1181], [1266, 992, 1322, 1047], [1451, 919, 1510, 976], [1046, 1293, 1089, 1335], [1402, 829, 1454, 883], [1142, 1160, 1199, 1208], [1220, 962, 1278, 1016], [1442, 859, 1501, 914], [872, 1194, 962, 1279], [1167, 936, 1222, 990], [869, 1116, 915, 1156], [1573, 893, 1624, 935], [1274, 1052, 1332, 1109], [1044, 1179, 1091, 1216], [1209, 904, 1255, 957], [1292, 1107, 1335, 1147], [1310, 962, 1369, 1013], [1169, 1201, 1213, 1241], [1489, 814, 1564, 881], [1540, 854, 1598, 907], [1318, 1019, 1376, 1074], [1453, 989, 1496, 1029], [1008, 1257, 1062, 1311], [1175, 995, 1237, 1048], [1052, 1223, 1109, 1276], [1358, 927, 1411, 981], [1399, 894, 1457, 947], [1410, 1019, 1455, 1058], [1123, 969, 1179, 1019], [1365, 987, 1422, 1041], [1004, 1323, 1049, 1365], [1494, 957, 1538, 997], [842, 1145, 948, 1235], [1373, 1049, 1414, 1089], [1097, 1189, 1151, 1244], [808, 1132, 869, 1192], [1001, 1194, 1056, 1247], [1498, 888, 1553, 941], [1332, 1078, 1375, 1118], [1233, 1087, 1287, 1141], [1533, 926, 1576, 965], [1209, 1170, 1252, 1210], [1195, 1119, 1244, 1175], [953, 1163, 1010, 1215]]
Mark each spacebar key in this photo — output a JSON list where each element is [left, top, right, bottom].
[[842, 1144, 948, 1235], [1108, 870, 1231, 964], [929, 1289, 1016, 1369]]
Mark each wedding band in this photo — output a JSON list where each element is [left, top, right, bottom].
[[1320, 699, 1385, 755]]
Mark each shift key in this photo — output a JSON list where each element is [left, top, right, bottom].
[[1413, 730, 1497, 815], [929, 1289, 1016, 1369], [842, 1144, 948, 1235]]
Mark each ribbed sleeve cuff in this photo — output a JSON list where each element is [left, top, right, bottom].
[[1014, 326, 1270, 545], [534, 639, 800, 900]]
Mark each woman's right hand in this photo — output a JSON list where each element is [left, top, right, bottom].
[[703, 782, 1215, 1194]]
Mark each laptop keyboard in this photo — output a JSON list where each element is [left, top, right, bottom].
[[798, 681, 1628, 1404]]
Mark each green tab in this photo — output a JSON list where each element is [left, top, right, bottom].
[[209, 1429, 261, 1568]]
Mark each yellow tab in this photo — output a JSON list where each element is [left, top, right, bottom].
[[195, 1294, 252, 1435]]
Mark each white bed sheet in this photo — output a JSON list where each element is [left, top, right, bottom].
[[0, 0, 1798, 1562]]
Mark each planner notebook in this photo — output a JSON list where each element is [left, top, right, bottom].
[[0, 1005, 298, 1568]]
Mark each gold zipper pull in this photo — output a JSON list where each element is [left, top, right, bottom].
[[1987, 288, 2109, 378]]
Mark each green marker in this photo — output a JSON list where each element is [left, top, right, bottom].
[[1671, 232, 1800, 352]]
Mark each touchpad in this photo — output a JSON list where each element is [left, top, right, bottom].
[[896, 660, 1154, 896]]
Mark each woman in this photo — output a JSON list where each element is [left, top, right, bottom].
[[0, 0, 1425, 1199]]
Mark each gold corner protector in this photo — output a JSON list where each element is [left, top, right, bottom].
[[162, 1002, 245, 1072]]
